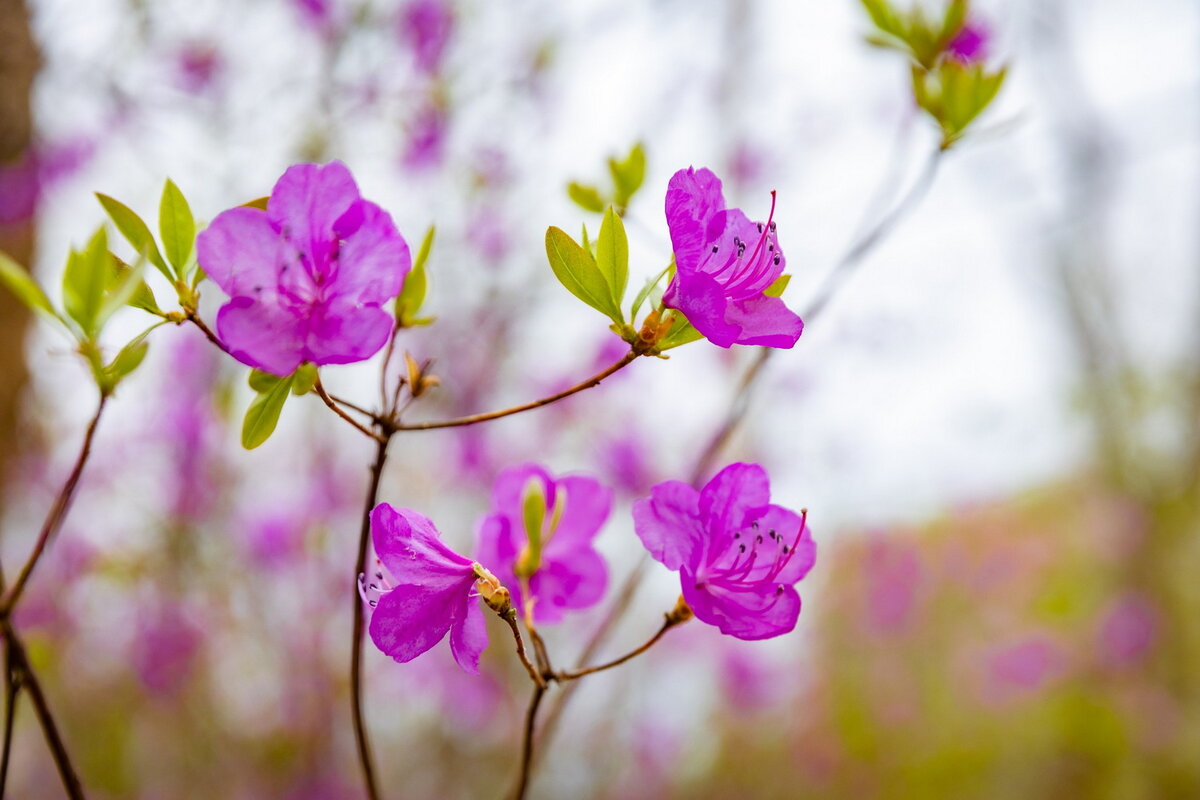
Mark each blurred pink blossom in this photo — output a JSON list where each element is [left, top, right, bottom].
[[1097, 592, 1157, 668]]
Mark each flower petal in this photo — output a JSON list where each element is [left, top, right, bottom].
[[328, 201, 411, 305], [302, 300, 394, 366], [665, 167, 726, 272], [215, 295, 307, 376], [725, 294, 803, 349], [682, 575, 801, 641], [196, 207, 284, 298], [760, 505, 815, 585], [663, 269, 740, 349], [371, 503, 474, 586], [267, 162, 361, 247], [449, 595, 488, 674], [369, 580, 458, 663], [542, 475, 612, 555], [528, 546, 608, 624], [490, 463, 556, 514], [633, 480, 702, 572], [474, 513, 523, 610], [698, 463, 771, 540]]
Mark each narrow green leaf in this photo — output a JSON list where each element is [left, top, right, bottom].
[[63, 228, 111, 337], [104, 339, 150, 388], [0, 251, 59, 322], [595, 206, 629, 318], [609, 143, 646, 209], [96, 254, 148, 331], [242, 375, 295, 449], [109, 254, 163, 316], [631, 262, 672, 321], [567, 182, 606, 214], [544, 227, 624, 323], [764, 274, 791, 298], [941, 0, 967, 44], [95, 193, 171, 279], [159, 179, 196, 278], [396, 225, 433, 325]]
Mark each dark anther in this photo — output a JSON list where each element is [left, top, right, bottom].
[[768, 530, 777, 539], [768, 529, 776, 539], [368, 600, 378, 608], [769, 221, 776, 231], [375, 571, 383, 580], [776, 585, 784, 595], [773, 254, 781, 265], [757, 222, 763, 232], [782, 546, 789, 554], [739, 544, 747, 553], [734, 532, 742, 538], [253, 285, 263, 293], [768, 244, 774, 251], [756, 534, 764, 544], [712, 245, 719, 253], [751, 521, 759, 529]]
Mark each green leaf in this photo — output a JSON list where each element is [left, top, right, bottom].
[[242, 375, 295, 449], [595, 206, 629, 317], [764, 274, 791, 298], [109, 255, 163, 316], [62, 228, 111, 337], [0, 251, 59, 322], [544, 227, 624, 324], [96, 254, 148, 331], [516, 477, 547, 577], [104, 338, 150, 388], [248, 368, 285, 393], [631, 262, 672, 321], [609, 143, 646, 210], [657, 312, 704, 350], [396, 225, 434, 326], [291, 362, 317, 395], [567, 182, 606, 214], [942, 0, 967, 44], [159, 179, 196, 278], [95, 193, 171, 280]]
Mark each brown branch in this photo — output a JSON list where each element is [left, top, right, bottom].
[[502, 613, 545, 689], [507, 684, 546, 800], [1, 396, 107, 618], [350, 435, 392, 800], [555, 605, 689, 681], [395, 350, 640, 431], [313, 376, 388, 443], [0, 633, 16, 796], [184, 310, 231, 356], [1, 621, 86, 799]]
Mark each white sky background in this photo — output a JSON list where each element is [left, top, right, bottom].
[[19, 0, 1200, 538]]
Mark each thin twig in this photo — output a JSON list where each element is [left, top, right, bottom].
[[503, 613, 545, 689], [1, 621, 86, 799], [350, 435, 391, 800], [395, 351, 640, 431], [555, 613, 685, 681], [184, 311, 231, 356], [313, 376, 388, 442], [329, 394, 379, 421], [508, 684, 546, 800], [0, 634, 17, 796], [1, 396, 107, 618]]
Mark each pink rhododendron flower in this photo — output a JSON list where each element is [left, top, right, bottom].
[[1098, 593, 1157, 667], [197, 162, 411, 376], [175, 41, 223, 93], [402, 104, 449, 171], [398, 0, 454, 76], [946, 19, 989, 64], [662, 167, 804, 349], [475, 464, 612, 624], [363, 503, 491, 673], [634, 463, 815, 640]]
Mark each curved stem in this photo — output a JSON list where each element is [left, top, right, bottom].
[[0, 635, 17, 796], [1, 396, 107, 618], [396, 351, 639, 431], [2, 620, 86, 799], [350, 435, 391, 800], [507, 684, 546, 800], [313, 376, 388, 443], [185, 311, 231, 356], [555, 611, 686, 681], [502, 613, 545, 689]]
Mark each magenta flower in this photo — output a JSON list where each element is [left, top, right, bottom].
[[633, 463, 815, 640], [475, 464, 612, 624], [197, 162, 411, 376], [662, 167, 804, 349], [398, 0, 455, 76], [945, 19, 989, 64], [363, 503, 493, 673]]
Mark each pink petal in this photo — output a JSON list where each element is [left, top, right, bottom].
[[215, 296, 307, 376], [267, 162, 361, 246], [682, 576, 801, 641], [328, 200, 411, 305], [665, 167, 726, 272], [542, 475, 612, 554], [699, 463, 771, 537], [529, 547, 607, 624], [197, 207, 284, 297], [663, 269, 740, 349], [369, 581, 458, 664], [632, 480, 702, 572], [449, 596, 488, 674], [725, 294, 803, 348], [302, 300, 394, 366], [371, 503, 474, 586]]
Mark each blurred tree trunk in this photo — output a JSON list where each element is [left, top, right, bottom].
[[0, 0, 40, 508]]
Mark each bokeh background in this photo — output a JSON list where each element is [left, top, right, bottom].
[[1, 0, 1198, 797]]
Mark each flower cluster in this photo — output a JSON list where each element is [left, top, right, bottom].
[[197, 161, 411, 376]]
